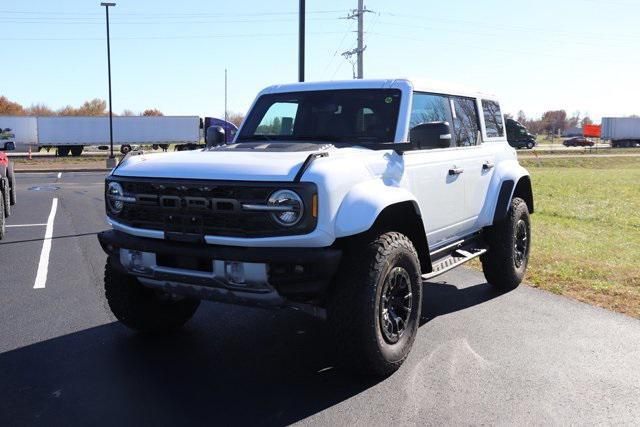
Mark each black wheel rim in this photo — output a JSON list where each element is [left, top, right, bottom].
[[514, 219, 528, 268], [379, 267, 413, 344]]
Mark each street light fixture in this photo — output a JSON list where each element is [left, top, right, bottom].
[[100, 2, 116, 168]]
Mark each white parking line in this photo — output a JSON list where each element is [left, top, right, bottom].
[[57, 172, 62, 179], [33, 198, 58, 290], [6, 223, 47, 228]]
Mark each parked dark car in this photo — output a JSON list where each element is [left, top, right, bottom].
[[563, 137, 594, 147]]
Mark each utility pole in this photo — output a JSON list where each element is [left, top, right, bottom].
[[299, 0, 305, 82], [224, 68, 228, 142], [100, 2, 116, 168], [342, 0, 372, 79]]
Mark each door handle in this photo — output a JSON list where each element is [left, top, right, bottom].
[[482, 161, 495, 170], [448, 166, 464, 175]]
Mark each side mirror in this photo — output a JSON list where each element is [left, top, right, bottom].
[[205, 126, 225, 148], [410, 121, 452, 149], [0, 141, 15, 151]]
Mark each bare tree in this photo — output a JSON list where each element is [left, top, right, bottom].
[[121, 109, 136, 116], [0, 96, 26, 115], [26, 104, 55, 116], [517, 110, 527, 124], [142, 109, 163, 116], [58, 99, 107, 116], [227, 111, 245, 127]]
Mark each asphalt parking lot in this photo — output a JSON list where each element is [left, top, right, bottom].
[[1, 172, 640, 425]]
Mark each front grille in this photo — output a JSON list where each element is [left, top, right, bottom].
[[108, 177, 317, 238]]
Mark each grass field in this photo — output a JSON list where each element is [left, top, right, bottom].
[[12, 156, 112, 170], [517, 156, 640, 318]]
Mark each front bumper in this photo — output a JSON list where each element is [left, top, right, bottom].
[[98, 230, 342, 312]]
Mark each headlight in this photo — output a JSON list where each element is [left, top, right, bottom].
[[268, 189, 304, 226], [106, 181, 125, 214]]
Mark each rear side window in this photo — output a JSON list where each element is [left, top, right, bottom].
[[481, 100, 504, 137], [451, 97, 479, 146]]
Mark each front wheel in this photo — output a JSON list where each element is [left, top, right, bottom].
[[527, 142, 534, 149], [1, 178, 10, 218], [328, 232, 422, 377], [481, 197, 531, 290], [7, 162, 16, 205], [0, 192, 5, 240], [104, 259, 200, 333]]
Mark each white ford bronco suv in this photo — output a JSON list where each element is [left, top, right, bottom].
[[98, 79, 533, 377]]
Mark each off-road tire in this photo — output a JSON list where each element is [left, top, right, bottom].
[[7, 162, 16, 205], [104, 259, 200, 333], [526, 142, 534, 149], [481, 197, 531, 290], [1, 178, 10, 218], [328, 232, 422, 377], [120, 144, 132, 155], [0, 193, 5, 240]]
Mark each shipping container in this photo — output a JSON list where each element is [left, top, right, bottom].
[[0, 116, 38, 152], [37, 116, 200, 155], [601, 117, 640, 147]]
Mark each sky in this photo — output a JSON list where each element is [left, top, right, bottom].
[[2, 0, 640, 122]]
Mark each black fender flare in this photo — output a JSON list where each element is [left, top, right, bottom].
[[493, 176, 534, 224]]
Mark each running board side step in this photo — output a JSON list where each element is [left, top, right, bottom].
[[422, 247, 487, 281]]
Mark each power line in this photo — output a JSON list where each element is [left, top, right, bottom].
[[368, 31, 638, 65], [378, 11, 640, 42], [321, 20, 355, 78], [0, 17, 340, 25], [0, 30, 346, 42], [372, 20, 640, 49], [0, 9, 346, 17]]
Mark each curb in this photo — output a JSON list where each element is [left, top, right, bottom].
[[15, 168, 111, 173]]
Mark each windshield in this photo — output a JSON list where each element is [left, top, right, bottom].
[[237, 89, 401, 144]]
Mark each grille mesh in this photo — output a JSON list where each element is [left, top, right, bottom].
[[110, 178, 316, 238]]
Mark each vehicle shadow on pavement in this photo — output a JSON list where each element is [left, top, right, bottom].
[[0, 280, 507, 426], [420, 280, 507, 325]]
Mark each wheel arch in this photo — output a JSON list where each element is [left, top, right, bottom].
[[334, 184, 432, 274], [493, 175, 534, 224]]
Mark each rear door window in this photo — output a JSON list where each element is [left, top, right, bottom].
[[481, 100, 504, 137], [451, 97, 479, 147]]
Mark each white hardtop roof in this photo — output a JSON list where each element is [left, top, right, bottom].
[[260, 78, 498, 101]]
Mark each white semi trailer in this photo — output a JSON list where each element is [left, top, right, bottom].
[[601, 117, 640, 148], [37, 116, 200, 156], [0, 116, 38, 152]]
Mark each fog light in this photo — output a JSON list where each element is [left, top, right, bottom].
[[225, 261, 245, 284], [130, 251, 144, 270], [120, 249, 154, 275]]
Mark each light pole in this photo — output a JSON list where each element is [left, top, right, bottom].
[[101, 2, 116, 167], [299, 0, 305, 82]]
